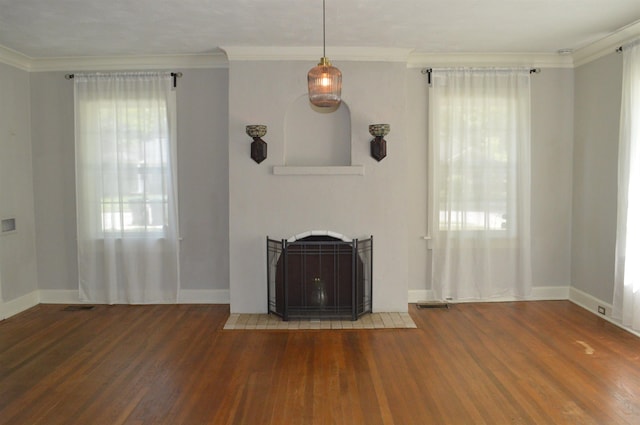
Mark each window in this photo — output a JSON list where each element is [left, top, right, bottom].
[[435, 94, 515, 233], [429, 69, 529, 237], [84, 100, 171, 234], [74, 73, 177, 238]]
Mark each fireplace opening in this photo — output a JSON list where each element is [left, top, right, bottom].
[[267, 233, 373, 321]]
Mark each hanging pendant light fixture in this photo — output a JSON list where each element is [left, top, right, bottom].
[[308, 0, 342, 108]]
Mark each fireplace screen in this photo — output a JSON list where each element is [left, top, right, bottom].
[[267, 234, 373, 321]]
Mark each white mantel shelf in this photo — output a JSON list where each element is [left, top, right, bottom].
[[272, 165, 365, 176]]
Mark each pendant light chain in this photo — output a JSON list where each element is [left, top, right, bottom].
[[307, 0, 342, 108], [323, 0, 326, 58]]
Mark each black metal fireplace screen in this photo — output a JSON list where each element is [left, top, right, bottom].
[[267, 235, 373, 321]]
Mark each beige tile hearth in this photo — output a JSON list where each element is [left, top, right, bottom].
[[223, 312, 417, 330]]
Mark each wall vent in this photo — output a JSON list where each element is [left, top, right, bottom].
[[62, 305, 95, 311]]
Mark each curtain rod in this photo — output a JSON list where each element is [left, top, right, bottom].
[[420, 67, 540, 85], [64, 72, 183, 87]]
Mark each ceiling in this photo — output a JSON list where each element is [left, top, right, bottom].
[[1, 0, 640, 59]]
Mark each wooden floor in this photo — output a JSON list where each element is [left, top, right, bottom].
[[1, 301, 640, 424]]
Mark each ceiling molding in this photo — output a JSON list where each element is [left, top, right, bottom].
[[573, 19, 640, 67], [4, 30, 640, 72], [28, 52, 228, 72], [221, 46, 414, 62], [0, 43, 228, 71], [407, 52, 574, 69], [0, 44, 31, 71]]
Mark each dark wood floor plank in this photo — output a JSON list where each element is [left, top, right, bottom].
[[1, 301, 640, 424]]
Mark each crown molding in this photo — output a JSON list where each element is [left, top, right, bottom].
[[0, 44, 228, 72], [221, 46, 414, 62], [0, 44, 32, 71], [28, 52, 228, 72], [573, 19, 640, 67], [0, 46, 573, 71], [4, 24, 639, 73], [407, 52, 574, 69]]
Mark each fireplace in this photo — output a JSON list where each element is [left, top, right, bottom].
[[267, 232, 373, 321]]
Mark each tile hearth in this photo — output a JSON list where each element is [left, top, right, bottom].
[[223, 312, 417, 330]]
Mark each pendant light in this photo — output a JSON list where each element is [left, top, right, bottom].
[[307, 0, 342, 108]]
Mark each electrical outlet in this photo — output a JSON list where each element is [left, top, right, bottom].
[[597, 306, 606, 315]]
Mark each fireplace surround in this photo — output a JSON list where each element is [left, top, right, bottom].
[[267, 232, 373, 321]]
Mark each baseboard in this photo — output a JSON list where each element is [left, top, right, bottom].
[[39, 289, 83, 304], [39, 288, 231, 304], [1, 288, 231, 321], [408, 286, 570, 303], [178, 289, 230, 304], [568, 287, 613, 319], [408, 290, 434, 303], [15, 286, 626, 335], [569, 287, 640, 339], [530, 286, 571, 300], [0, 291, 39, 320]]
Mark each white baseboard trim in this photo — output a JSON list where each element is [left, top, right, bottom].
[[408, 286, 570, 303], [0, 291, 39, 320], [530, 285, 571, 300], [408, 290, 434, 303], [569, 287, 640, 339], [38, 289, 231, 304], [15, 285, 636, 340], [39, 289, 83, 304], [1, 288, 231, 321], [178, 289, 230, 304], [568, 287, 613, 319]]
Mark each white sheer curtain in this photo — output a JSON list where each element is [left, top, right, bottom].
[[613, 40, 640, 330], [74, 72, 180, 304], [429, 68, 532, 300]]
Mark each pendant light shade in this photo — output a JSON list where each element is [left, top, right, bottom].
[[308, 0, 342, 108], [308, 57, 342, 107]]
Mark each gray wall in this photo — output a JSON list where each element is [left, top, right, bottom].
[[405, 68, 430, 294], [30, 68, 230, 295], [0, 55, 617, 311], [530, 68, 575, 289], [175, 69, 229, 292], [0, 62, 38, 305], [30, 72, 76, 291], [572, 52, 623, 303], [227, 62, 576, 313]]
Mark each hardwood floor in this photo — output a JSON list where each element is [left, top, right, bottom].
[[1, 301, 639, 424]]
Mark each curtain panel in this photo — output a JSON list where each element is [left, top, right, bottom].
[[614, 40, 640, 330], [429, 68, 532, 300], [74, 72, 180, 304]]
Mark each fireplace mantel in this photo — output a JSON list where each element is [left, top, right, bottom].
[[272, 165, 365, 176]]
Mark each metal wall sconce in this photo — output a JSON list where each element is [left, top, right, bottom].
[[246, 125, 268, 164], [369, 124, 390, 161]]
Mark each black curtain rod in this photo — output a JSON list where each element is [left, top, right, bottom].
[[64, 72, 183, 87], [171, 72, 181, 88], [420, 67, 540, 85]]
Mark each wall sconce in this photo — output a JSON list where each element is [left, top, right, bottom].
[[369, 124, 390, 161], [246, 125, 268, 164]]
